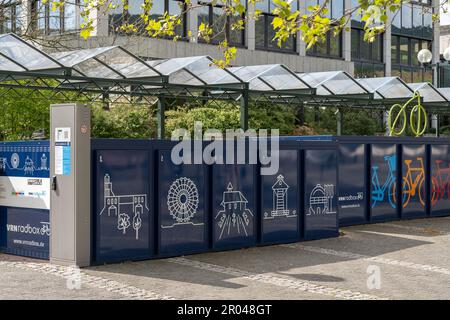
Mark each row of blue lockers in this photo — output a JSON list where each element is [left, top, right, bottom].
[[92, 137, 450, 264]]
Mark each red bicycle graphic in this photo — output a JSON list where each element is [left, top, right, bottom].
[[431, 160, 450, 206]]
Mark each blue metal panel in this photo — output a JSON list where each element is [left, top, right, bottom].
[[158, 150, 208, 256], [0, 141, 50, 178], [401, 145, 427, 219], [94, 149, 152, 263], [0, 207, 49, 259], [338, 143, 367, 226], [370, 144, 399, 222], [0, 141, 50, 259], [212, 164, 256, 249], [261, 150, 299, 244], [304, 149, 338, 240], [430, 145, 450, 217]]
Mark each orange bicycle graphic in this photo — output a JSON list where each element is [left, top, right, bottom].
[[431, 160, 450, 206], [393, 157, 426, 208]]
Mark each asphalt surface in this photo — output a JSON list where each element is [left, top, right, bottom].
[[1, 216, 449, 300]]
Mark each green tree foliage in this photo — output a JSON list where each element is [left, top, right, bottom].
[[165, 102, 297, 137], [0, 92, 50, 141], [91, 104, 156, 138]]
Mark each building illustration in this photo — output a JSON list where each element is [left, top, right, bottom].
[[264, 175, 297, 219], [0, 151, 50, 175], [100, 174, 149, 240], [308, 184, 336, 215], [216, 183, 253, 239]]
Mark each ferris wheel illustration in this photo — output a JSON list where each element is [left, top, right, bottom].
[[167, 177, 199, 224]]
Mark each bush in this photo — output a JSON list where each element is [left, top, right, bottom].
[[91, 104, 156, 138]]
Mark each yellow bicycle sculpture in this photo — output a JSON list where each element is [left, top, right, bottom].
[[387, 91, 427, 137]]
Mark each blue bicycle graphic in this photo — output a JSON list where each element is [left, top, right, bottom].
[[371, 155, 398, 209]]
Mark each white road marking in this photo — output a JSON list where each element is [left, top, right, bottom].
[[167, 257, 387, 300], [380, 222, 449, 235], [0, 260, 175, 300], [281, 243, 450, 276]]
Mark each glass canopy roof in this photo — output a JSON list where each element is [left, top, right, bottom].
[[1, 33, 449, 107], [356, 77, 414, 99], [147, 56, 243, 86], [0, 33, 63, 71], [297, 71, 369, 95], [407, 82, 448, 103], [437, 87, 450, 101], [51, 46, 162, 79], [227, 64, 311, 91]]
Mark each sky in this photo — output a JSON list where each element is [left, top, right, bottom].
[[441, 6, 450, 25]]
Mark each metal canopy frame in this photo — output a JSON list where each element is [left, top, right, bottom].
[[1, 33, 450, 138]]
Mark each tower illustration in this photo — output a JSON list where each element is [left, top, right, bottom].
[[272, 175, 289, 216]]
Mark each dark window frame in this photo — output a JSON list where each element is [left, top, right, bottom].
[[306, 30, 343, 59], [0, 1, 22, 34], [197, 1, 246, 47], [32, 0, 79, 35], [255, 12, 297, 54], [351, 27, 383, 63], [109, 0, 188, 39]]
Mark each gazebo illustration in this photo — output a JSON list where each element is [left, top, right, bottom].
[[216, 182, 253, 239], [100, 174, 149, 240], [308, 184, 336, 215], [264, 175, 297, 219]]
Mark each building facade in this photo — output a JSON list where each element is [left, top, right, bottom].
[[0, 0, 441, 82]]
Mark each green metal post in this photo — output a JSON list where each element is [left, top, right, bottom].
[[240, 83, 249, 130], [336, 108, 342, 136], [157, 97, 166, 139]]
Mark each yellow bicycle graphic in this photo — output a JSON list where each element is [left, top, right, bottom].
[[388, 91, 427, 137]]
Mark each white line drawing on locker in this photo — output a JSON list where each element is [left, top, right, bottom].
[[0, 152, 49, 175], [308, 184, 336, 215], [162, 177, 204, 229], [100, 174, 149, 240], [216, 183, 253, 239], [264, 175, 297, 219]]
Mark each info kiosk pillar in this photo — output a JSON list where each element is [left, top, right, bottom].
[[50, 103, 91, 267]]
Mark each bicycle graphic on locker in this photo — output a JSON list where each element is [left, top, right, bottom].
[[431, 160, 450, 206], [371, 155, 398, 209], [394, 157, 426, 208]]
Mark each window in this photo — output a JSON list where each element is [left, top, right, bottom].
[[391, 35, 432, 82], [307, 0, 343, 58], [392, 2, 433, 40], [255, 0, 296, 52], [1, 2, 24, 33], [352, 28, 384, 78], [351, 20, 384, 62], [32, 0, 80, 34], [110, 0, 186, 37], [198, 0, 245, 46]]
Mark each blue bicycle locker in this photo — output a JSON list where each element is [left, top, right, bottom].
[[338, 143, 368, 226], [158, 149, 208, 257], [370, 143, 400, 222], [261, 149, 300, 244], [400, 144, 427, 219], [303, 148, 339, 240], [93, 148, 152, 263], [430, 144, 450, 217]]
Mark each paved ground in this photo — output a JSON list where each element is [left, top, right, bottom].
[[1, 216, 449, 300]]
